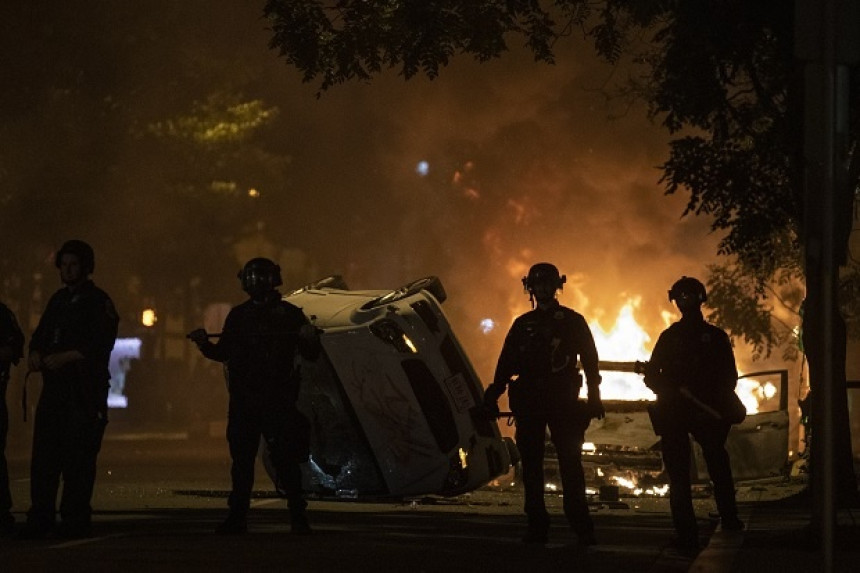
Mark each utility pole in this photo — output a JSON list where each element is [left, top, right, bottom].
[[795, 1, 859, 570]]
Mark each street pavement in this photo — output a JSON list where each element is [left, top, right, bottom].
[[697, 487, 860, 573], [2, 426, 858, 572]]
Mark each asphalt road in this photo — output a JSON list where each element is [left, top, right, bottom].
[[1, 429, 736, 572]]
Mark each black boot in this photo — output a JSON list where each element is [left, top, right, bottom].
[[721, 516, 745, 531], [289, 497, 311, 535], [0, 512, 15, 537], [216, 512, 247, 535], [55, 520, 92, 539], [521, 525, 548, 544]]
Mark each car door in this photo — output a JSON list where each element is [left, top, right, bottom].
[[692, 369, 790, 481]]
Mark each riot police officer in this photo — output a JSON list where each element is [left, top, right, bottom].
[[21, 240, 119, 539], [189, 258, 320, 535], [643, 276, 744, 555], [0, 300, 24, 536], [484, 262, 604, 545]]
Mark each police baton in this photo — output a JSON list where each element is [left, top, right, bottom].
[[679, 387, 723, 420], [186, 331, 223, 340]]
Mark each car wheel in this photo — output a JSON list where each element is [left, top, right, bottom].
[[362, 276, 447, 308]]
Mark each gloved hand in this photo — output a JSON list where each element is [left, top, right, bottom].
[[27, 351, 43, 372], [586, 387, 605, 420], [187, 328, 209, 346], [483, 399, 500, 419], [42, 350, 83, 371], [481, 387, 502, 419], [299, 323, 321, 341], [587, 398, 606, 420]]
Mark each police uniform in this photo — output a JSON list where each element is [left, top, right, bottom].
[[644, 310, 742, 546], [486, 300, 601, 540], [0, 302, 24, 532], [198, 293, 319, 526], [26, 279, 118, 535]]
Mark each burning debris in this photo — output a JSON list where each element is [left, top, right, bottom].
[[484, 360, 791, 499]]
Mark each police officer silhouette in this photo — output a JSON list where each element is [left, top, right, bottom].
[[484, 262, 604, 545]]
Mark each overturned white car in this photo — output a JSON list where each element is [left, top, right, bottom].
[[263, 276, 515, 500]]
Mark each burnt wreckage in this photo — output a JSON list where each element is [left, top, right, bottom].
[[572, 363, 790, 496]]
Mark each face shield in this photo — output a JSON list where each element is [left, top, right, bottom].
[[243, 269, 276, 297], [239, 258, 282, 299]]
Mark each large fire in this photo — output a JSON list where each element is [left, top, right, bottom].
[[585, 299, 777, 414], [587, 298, 656, 401], [495, 291, 779, 413], [491, 295, 786, 496]]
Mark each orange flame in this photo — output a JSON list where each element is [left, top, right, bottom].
[[586, 298, 771, 413], [588, 299, 656, 401], [500, 294, 771, 413]]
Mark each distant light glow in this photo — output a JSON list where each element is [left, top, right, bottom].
[[415, 160, 429, 176], [210, 180, 237, 193], [141, 308, 157, 327], [248, 188, 260, 198], [480, 318, 496, 334]]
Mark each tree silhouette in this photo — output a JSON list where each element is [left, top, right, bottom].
[[264, 0, 859, 503]]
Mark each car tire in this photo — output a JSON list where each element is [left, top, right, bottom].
[[362, 276, 447, 308]]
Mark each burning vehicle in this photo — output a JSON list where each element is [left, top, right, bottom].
[[262, 275, 516, 500], [549, 364, 791, 496], [258, 277, 789, 501]]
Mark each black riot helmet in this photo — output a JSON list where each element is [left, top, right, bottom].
[[522, 262, 566, 308], [668, 276, 707, 304], [54, 239, 95, 275], [238, 257, 282, 298], [522, 262, 566, 293]]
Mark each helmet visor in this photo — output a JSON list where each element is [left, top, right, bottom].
[[243, 268, 276, 295]]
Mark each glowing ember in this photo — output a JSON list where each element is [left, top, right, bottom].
[[735, 377, 778, 415]]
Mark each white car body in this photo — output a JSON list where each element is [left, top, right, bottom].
[[265, 276, 514, 499]]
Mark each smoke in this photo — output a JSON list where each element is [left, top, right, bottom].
[[296, 38, 725, 382], [3, 2, 741, 384]]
